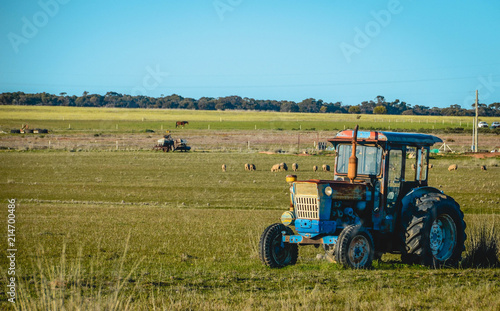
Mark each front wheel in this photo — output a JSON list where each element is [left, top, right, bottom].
[[335, 225, 374, 269], [259, 224, 298, 268]]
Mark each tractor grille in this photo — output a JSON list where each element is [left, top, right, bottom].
[[295, 196, 319, 220]]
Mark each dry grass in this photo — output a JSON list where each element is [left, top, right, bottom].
[[0, 139, 499, 309], [463, 215, 500, 268]]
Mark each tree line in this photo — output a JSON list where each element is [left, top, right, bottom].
[[1, 92, 499, 117]]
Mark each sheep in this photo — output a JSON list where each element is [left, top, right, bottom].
[[313, 165, 318, 172], [292, 163, 298, 172], [221, 164, 226, 172], [250, 164, 256, 171], [271, 164, 280, 172], [481, 165, 487, 171], [271, 163, 288, 172], [279, 162, 288, 171], [411, 163, 416, 170], [428, 163, 433, 169], [244, 163, 250, 171], [322, 164, 330, 172], [448, 164, 458, 171]]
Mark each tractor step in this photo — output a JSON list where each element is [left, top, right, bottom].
[[282, 234, 337, 245]]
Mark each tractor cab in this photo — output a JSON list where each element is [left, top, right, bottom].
[[328, 129, 442, 232], [259, 127, 466, 269]]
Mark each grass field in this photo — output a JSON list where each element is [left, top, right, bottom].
[[0, 151, 499, 310], [0, 106, 499, 310], [1, 105, 497, 133]]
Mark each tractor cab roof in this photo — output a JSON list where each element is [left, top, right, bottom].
[[328, 130, 442, 147]]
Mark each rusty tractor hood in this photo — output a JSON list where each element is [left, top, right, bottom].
[[293, 179, 367, 201]]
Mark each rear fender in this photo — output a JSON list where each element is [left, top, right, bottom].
[[401, 186, 442, 223]]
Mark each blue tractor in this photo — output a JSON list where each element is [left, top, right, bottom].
[[259, 126, 466, 269]]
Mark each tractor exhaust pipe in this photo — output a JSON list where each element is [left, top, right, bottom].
[[347, 125, 359, 183]]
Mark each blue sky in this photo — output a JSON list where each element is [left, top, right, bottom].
[[1, 0, 499, 108]]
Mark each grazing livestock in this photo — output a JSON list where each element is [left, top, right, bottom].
[[175, 121, 189, 128], [322, 164, 330, 172], [292, 163, 298, 172], [279, 163, 288, 171], [448, 164, 458, 171], [221, 164, 226, 172], [481, 165, 487, 171], [245, 163, 250, 171], [428, 164, 433, 169], [271, 164, 280, 172], [313, 165, 318, 172], [411, 163, 416, 170], [250, 164, 256, 171], [271, 163, 287, 172]]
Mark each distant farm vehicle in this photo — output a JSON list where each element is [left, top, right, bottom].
[[153, 134, 191, 152], [259, 126, 466, 269], [175, 121, 189, 128]]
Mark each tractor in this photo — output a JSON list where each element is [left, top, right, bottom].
[[153, 134, 191, 152], [259, 126, 466, 269]]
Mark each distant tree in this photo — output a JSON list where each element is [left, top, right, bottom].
[[242, 97, 258, 110], [373, 105, 387, 114], [198, 97, 216, 110], [375, 95, 385, 105], [280, 101, 299, 112], [412, 105, 430, 115], [298, 98, 321, 113], [489, 102, 500, 110], [179, 98, 197, 109], [2, 91, 499, 116], [349, 106, 361, 114], [360, 101, 375, 114]]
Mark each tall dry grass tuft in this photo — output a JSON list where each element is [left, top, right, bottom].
[[462, 219, 500, 268], [15, 233, 144, 310]]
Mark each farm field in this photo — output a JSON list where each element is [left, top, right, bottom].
[[0, 151, 500, 310], [1, 105, 498, 133], [1, 106, 499, 153], [0, 106, 499, 309]]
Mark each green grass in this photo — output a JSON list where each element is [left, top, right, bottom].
[[0, 151, 499, 309], [1, 105, 495, 133]]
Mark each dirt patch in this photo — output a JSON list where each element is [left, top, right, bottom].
[[1, 131, 498, 153], [464, 152, 500, 159]]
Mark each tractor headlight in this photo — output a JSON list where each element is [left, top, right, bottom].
[[325, 186, 333, 196], [281, 211, 295, 226], [286, 175, 297, 183]]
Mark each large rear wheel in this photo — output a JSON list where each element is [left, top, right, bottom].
[[402, 193, 466, 267], [259, 224, 298, 268]]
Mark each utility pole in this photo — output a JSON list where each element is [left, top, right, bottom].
[[471, 116, 475, 152], [474, 90, 479, 153]]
